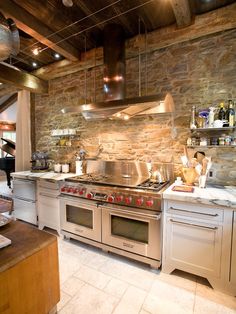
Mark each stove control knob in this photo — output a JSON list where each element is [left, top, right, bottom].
[[86, 192, 94, 199], [68, 187, 74, 193], [73, 188, 79, 194], [107, 195, 114, 203], [146, 199, 154, 207], [65, 186, 70, 192], [125, 196, 132, 205], [115, 195, 123, 202], [60, 186, 66, 192], [79, 189, 85, 195], [136, 198, 144, 206]]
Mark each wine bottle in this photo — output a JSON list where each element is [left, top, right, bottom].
[[190, 105, 197, 129], [226, 100, 235, 127], [218, 102, 226, 120]]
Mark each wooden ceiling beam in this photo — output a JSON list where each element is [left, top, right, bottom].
[[33, 2, 236, 80], [0, 63, 48, 94], [0, 93, 17, 114], [0, 84, 20, 97], [170, 0, 192, 27], [0, 0, 80, 62]]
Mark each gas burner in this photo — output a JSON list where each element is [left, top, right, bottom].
[[138, 180, 169, 191]]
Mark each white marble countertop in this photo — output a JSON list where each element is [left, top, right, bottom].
[[163, 183, 236, 209], [11, 171, 76, 181]]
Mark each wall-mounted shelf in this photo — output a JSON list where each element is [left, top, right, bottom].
[[51, 134, 79, 137], [187, 145, 236, 148], [190, 127, 235, 132]]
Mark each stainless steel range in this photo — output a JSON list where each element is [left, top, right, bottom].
[[59, 160, 173, 268]]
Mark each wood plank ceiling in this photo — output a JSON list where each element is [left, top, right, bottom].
[[0, 0, 235, 73]]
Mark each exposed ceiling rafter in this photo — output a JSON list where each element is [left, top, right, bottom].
[[0, 93, 17, 114], [33, 2, 236, 80], [170, 0, 192, 27], [0, 63, 48, 94]]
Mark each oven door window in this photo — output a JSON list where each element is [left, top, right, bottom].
[[66, 205, 93, 229], [111, 215, 148, 244]]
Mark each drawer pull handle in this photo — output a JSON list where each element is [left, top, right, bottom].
[[169, 219, 218, 230], [169, 207, 218, 217]]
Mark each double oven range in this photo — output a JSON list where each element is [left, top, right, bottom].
[[59, 161, 172, 268]]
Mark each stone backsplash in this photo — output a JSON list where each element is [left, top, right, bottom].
[[34, 29, 236, 185]]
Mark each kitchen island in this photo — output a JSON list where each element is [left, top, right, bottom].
[[0, 220, 60, 314], [162, 184, 236, 296]]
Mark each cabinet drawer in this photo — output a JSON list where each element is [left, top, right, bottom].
[[166, 200, 223, 222], [37, 180, 59, 190]]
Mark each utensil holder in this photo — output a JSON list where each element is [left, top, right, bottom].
[[182, 167, 199, 186]]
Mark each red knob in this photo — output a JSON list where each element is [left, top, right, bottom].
[[125, 196, 132, 205], [107, 195, 114, 203], [136, 198, 143, 206], [87, 192, 94, 199], [61, 187, 66, 192], [146, 199, 154, 207], [73, 188, 79, 194], [115, 195, 123, 202], [79, 189, 85, 195], [68, 187, 74, 193]]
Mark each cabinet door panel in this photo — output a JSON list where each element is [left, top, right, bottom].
[[166, 217, 222, 278], [230, 211, 236, 284]]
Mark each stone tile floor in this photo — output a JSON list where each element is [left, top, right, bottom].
[[57, 237, 236, 314]]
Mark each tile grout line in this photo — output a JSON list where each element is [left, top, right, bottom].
[[192, 276, 198, 313]]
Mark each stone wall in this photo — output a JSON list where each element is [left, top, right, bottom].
[[34, 29, 236, 185]]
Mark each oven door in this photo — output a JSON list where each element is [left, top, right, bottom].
[[102, 204, 161, 260], [60, 196, 102, 242]]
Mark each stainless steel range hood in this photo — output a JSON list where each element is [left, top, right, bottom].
[[62, 93, 175, 120], [61, 24, 175, 120]]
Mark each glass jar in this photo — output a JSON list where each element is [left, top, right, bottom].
[[211, 137, 218, 146], [224, 135, 231, 146], [200, 137, 207, 146], [218, 136, 225, 146]]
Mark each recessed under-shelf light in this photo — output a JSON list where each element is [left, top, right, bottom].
[[32, 62, 38, 68], [0, 82, 3, 85], [53, 52, 61, 59], [32, 47, 40, 55]]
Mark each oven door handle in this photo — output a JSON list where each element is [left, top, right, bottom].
[[106, 207, 161, 221]]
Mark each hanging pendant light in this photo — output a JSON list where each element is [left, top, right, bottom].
[[62, 0, 73, 7], [0, 11, 20, 61]]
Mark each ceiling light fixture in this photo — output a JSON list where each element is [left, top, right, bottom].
[[32, 47, 40, 55], [0, 82, 3, 85], [62, 0, 73, 7], [53, 52, 61, 59], [32, 61, 38, 67]]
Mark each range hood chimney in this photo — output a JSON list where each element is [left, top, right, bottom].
[[61, 24, 175, 120]]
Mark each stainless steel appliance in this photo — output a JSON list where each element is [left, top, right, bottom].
[[13, 178, 37, 225], [60, 160, 173, 268]]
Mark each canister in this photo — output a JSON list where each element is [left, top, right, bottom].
[[62, 163, 69, 173], [54, 163, 61, 173]]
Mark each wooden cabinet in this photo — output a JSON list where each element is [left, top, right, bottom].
[[0, 221, 60, 314]]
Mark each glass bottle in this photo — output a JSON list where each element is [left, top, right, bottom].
[[218, 102, 226, 120], [226, 100, 235, 127], [190, 105, 197, 129]]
